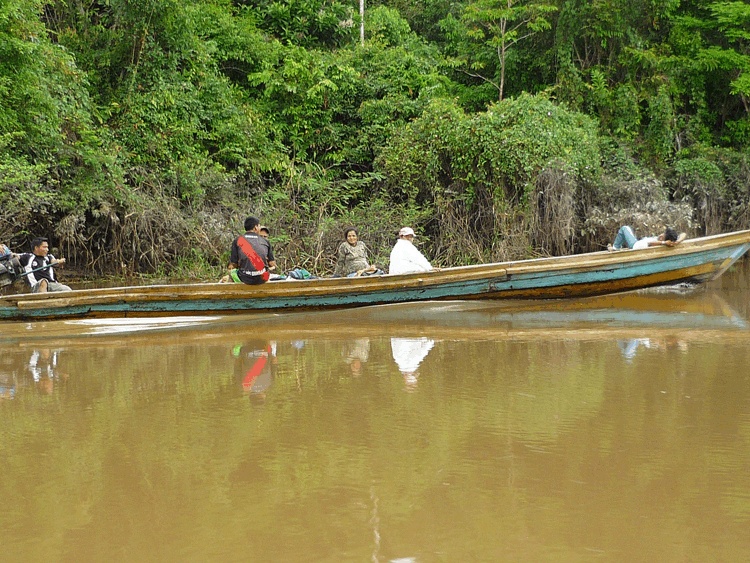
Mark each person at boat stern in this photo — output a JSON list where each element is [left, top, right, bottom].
[[223, 216, 273, 284], [18, 237, 71, 293], [389, 227, 435, 275], [608, 226, 687, 251], [0, 244, 23, 287]]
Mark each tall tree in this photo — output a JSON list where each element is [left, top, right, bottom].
[[444, 0, 557, 100], [709, 1, 750, 115]]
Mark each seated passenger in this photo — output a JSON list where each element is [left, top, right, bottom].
[[388, 227, 433, 275], [18, 237, 71, 293], [222, 216, 272, 284], [608, 226, 687, 251], [333, 227, 381, 277]]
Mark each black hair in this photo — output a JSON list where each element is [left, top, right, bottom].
[[664, 227, 678, 242], [343, 227, 358, 239], [31, 237, 48, 251], [244, 216, 260, 231]]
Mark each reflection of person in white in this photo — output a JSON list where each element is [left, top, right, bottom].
[[617, 338, 651, 362], [28, 349, 61, 394], [29, 349, 59, 381], [388, 227, 433, 275], [391, 337, 435, 390]]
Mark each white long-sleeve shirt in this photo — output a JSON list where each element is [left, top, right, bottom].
[[388, 239, 432, 275]]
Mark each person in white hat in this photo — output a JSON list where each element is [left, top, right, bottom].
[[388, 227, 434, 275]]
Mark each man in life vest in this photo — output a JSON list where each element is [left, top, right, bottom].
[[223, 216, 273, 284]]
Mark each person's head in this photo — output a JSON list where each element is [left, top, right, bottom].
[[344, 227, 358, 246], [398, 227, 415, 241], [31, 237, 49, 257], [244, 216, 260, 232], [259, 226, 270, 239], [403, 370, 419, 391], [663, 227, 678, 242]]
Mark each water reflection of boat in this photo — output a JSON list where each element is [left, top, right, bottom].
[[1, 230, 750, 321], [0, 288, 747, 346], [362, 290, 750, 331]]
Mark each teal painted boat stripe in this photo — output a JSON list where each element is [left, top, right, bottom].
[[504, 246, 735, 289]]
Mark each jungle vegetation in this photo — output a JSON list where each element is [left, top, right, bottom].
[[1, 0, 749, 278]]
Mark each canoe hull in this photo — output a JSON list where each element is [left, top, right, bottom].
[[2, 230, 749, 321]]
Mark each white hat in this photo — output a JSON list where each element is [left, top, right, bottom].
[[398, 227, 415, 237]]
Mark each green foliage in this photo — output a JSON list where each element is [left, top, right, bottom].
[[249, 0, 356, 48], [248, 46, 359, 162], [670, 145, 750, 233], [51, 0, 285, 204], [673, 156, 725, 194], [442, 0, 557, 101], [0, 134, 47, 239], [672, 155, 726, 234], [5, 0, 750, 274], [375, 0, 456, 42], [376, 93, 601, 261], [378, 93, 600, 205], [246, 9, 450, 172], [344, 20, 452, 166], [0, 0, 117, 241], [644, 85, 676, 165], [366, 5, 414, 46]]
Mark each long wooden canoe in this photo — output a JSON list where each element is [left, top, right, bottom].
[[1, 230, 749, 321]]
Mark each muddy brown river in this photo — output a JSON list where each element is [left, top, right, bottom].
[[2, 259, 750, 561]]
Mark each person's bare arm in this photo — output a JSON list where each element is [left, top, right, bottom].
[[664, 233, 687, 247]]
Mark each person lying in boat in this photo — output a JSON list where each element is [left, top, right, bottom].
[[332, 227, 382, 277], [221, 216, 274, 284], [608, 226, 687, 251], [389, 227, 435, 275], [18, 237, 71, 293]]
